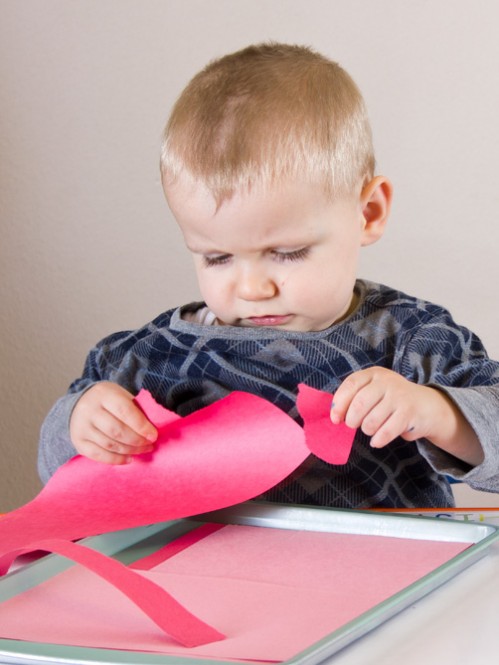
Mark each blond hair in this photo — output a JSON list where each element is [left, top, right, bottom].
[[161, 42, 375, 202]]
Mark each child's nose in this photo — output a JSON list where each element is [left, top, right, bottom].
[[236, 266, 277, 301]]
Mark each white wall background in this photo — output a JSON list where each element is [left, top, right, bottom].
[[1, 0, 498, 511]]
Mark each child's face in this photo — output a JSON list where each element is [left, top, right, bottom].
[[166, 178, 372, 332]]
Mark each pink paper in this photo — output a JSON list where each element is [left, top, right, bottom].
[[0, 384, 356, 647], [130, 523, 226, 571], [0, 525, 471, 662], [296, 385, 355, 464], [0, 385, 354, 558], [0, 538, 223, 647], [0, 390, 309, 556]]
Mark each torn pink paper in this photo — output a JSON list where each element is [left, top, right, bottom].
[[0, 384, 354, 559], [0, 384, 356, 647], [0, 390, 306, 557], [296, 384, 355, 464]]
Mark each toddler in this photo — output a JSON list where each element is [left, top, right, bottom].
[[39, 43, 499, 508]]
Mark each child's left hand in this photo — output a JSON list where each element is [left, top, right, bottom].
[[330, 367, 456, 450]]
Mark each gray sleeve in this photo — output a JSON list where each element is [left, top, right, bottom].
[[37, 330, 129, 483], [37, 388, 93, 484], [417, 385, 499, 492]]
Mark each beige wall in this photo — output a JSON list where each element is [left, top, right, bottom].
[[1, 0, 498, 511]]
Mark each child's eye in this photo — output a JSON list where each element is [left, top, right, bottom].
[[272, 247, 310, 263], [203, 254, 232, 267]]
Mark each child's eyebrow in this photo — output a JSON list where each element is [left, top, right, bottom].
[[187, 238, 316, 255], [186, 244, 228, 255]]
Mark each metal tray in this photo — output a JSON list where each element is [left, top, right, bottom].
[[0, 502, 498, 665]]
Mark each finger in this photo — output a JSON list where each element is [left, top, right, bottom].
[[358, 400, 394, 438], [77, 418, 156, 461], [343, 387, 386, 430], [330, 371, 375, 423], [74, 437, 132, 465], [369, 411, 415, 448], [102, 395, 158, 444], [334, 373, 387, 429], [400, 424, 418, 442], [92, 408, 156, 451]]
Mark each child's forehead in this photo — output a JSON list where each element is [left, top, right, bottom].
[[164, 173, 338, 217], [164, 175, 218, 218], [165, 174, 359, 251]]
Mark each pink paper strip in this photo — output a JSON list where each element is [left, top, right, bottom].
[[0, 539, 223, 647], [130, 524, 225, 571]]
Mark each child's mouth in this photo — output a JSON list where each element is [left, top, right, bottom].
[[247, 315, 292, 326]]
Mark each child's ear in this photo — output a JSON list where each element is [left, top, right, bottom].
[[360, 176, 392, 246]]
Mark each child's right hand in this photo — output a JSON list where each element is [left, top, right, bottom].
[[69, 382, 158, 464]]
